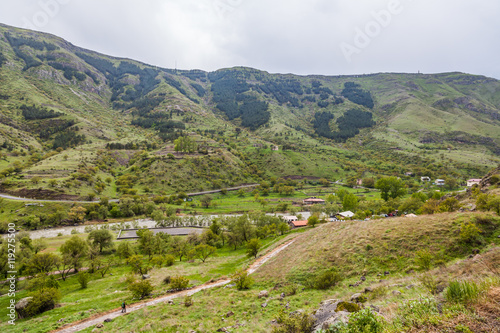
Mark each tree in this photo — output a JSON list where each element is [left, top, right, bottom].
[[246, 238, 261, 258], [88, 229, 114, 253], [26, 253, 60, 275], [200, 195, 212, 208], [68, 206, 87, 223], [375, 177, 407, 201], [117, 241, 135, 260], [342, 193, 359, 211], [32, 238, 47, 254], [128, 280, 153, 298], [59, 236, 88, 272], [307, 215, 319, 228], [126, 255, 149, 275], [438, 197, 461, 212], [194, 244, 217, 262], [136, 229, 155, 258], [174, 136, 197, 153], [171, 237, 192, 261], [488, 195, 500, 215]]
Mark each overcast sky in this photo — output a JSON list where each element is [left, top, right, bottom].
[[1, 0, 499, 79]]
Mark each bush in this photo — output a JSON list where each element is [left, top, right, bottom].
[[459, 221, 482, 245], [272, 309, 315, 333], [419, 274, 441, 295], [164, 254, 175, 266], [163, 276, 171, 285], [415, 249, 433, 271], [184, 295, 193, 307], [231, 270, 254, 290], [77, 272, 90, 289], [312, 270, 343, 290], [336, 301, 361, 312], [445, 280, 481, 304], [346, 308, 384, 333], [25, 288, 61, 317], [394, 297, 439, 329], [128, 280, 153, 299], [284, 283, 299, 296], [170, 276, 190, 290]]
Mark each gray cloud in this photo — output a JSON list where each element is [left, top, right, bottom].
[[0, 0, 498, 78]]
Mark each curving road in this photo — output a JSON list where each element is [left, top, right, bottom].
[[0, 184, 259, 204]]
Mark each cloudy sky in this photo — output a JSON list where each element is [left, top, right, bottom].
[[1, 0, 499, 78]]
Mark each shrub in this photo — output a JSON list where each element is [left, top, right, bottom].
[[272, 309, 315, 333], [313, 270, 343, 290], [163, 276, 171, 285], [445, 280, 481, 304], [459, 221, 482, 245], [170, 276, 189, 290], [184, 295, 193, 307], [284, 283, 299, 296], [231, 270, 254, 290], [415, 249, 433, 271], [77, 272, 90, 289], [128, 280, 153, 299], [394, 297, 439, 329], [345, 308, 384, 333], [419, 274, 440, 295], [25, 288, 61, 317], [367, 286, 388, 301], [164, 254, 175, 266]]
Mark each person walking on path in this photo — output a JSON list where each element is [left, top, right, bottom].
[[121, 301, 126, 313]]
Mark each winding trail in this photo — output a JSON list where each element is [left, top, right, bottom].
[[51, 238, 296, 333]]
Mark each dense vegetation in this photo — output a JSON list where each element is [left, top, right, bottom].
[[341, 82, 374, 109], [21, 104, 62, 120]]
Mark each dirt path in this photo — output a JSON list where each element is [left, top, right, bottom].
[[0, 184, 259, 203], [51, 238, 296, 333]]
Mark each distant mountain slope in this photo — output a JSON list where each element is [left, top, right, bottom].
[[0, 23, 499, 198]]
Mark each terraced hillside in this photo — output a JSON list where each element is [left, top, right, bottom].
[[0, 23, 500, 200]]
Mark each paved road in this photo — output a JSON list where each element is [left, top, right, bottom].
[[51, 239, 296, 333], [0, 184, 259, 203]]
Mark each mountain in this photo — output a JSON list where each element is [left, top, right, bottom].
[[0, 23, 499, 199]]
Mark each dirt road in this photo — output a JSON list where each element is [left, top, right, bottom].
[[51, 238, 296, 333]]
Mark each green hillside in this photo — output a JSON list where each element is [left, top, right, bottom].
[[0, 23, 500, 204]]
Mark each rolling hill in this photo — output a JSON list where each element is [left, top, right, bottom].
[[0, 23, 500, 199]]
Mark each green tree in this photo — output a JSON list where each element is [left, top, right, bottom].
[[375, 177, 407, 201], [200, 195, 212, 208], [342, 193, 359, 211], [246, 238, 261, 258], [126, 255, 149, 275], [117, 241, 135, 259], [26, 253, 60, 275], [174, 136, 197, 153], [59, 236, 88, 272], [488, 195, 500, 215], [307, 215, 319, 228], [88, 229, 114, 253], [194, 244, 217, 262]]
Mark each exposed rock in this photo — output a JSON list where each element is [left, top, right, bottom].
[[226, 311, 234, 318], [360, 276, 366, 281], [384, 271, 390, 276], [15, 297, 33, 319], [392, 291, 402, 296], [104, 318, 112, 323], [312, 299, 350, 332], [364, 287, 373, 293], [258, 290, 269, 298], [280, 292, 285, 300], [406, 284, 415, 290], [261, 302, 268, 308], [96, 323, 104, 328], [142, 274, 150, 280], [350, 293, 364, 302], [369, 305, 380, 313]]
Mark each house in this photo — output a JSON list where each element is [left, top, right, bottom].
[[435, 179, 445, 186], [282, 216, 298, 223], [337, 211, 355, 219], [303, 197, 326, 205], [421, 176, 431, 182], [467, 179, 482, 187], [289, 220, 308, 228]]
